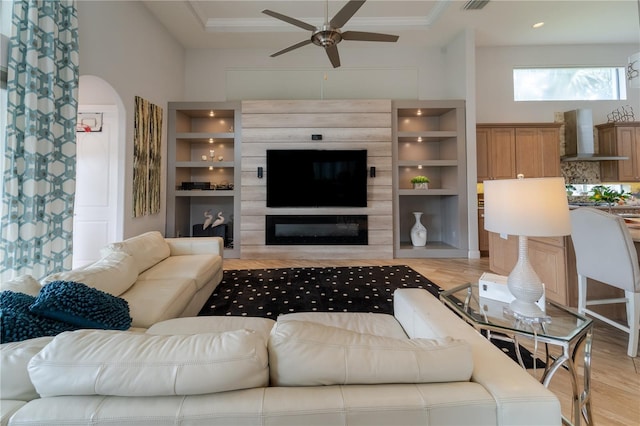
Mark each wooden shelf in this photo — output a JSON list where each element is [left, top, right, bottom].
[[175, 190, 236, 197], [175, 161, 235, 168], [397, 160, 458, 167], [176, 132, 234, 139], [398, 189, 458, 196]]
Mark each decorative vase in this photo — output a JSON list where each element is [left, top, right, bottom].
[[410, 212, 427, 247], [413, 182, 428, 190]]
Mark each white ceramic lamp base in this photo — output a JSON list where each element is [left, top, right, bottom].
[[507, 235, 546, 318]]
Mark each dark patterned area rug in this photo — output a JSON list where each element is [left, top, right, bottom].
[[199, 265, 544, 368]]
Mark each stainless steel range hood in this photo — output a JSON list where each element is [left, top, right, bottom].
[[561, 109, 628, 161]]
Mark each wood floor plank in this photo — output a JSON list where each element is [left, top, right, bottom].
[[222, 257, 640, 425]]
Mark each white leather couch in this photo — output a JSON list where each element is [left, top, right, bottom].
[[1, 289, 561, 426], [42, 230, 224, 328]]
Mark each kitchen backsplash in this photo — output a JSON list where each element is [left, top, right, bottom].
[[561, 161, 601, 184]]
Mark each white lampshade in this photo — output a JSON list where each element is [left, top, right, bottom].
[[484, 177, 571, 238]]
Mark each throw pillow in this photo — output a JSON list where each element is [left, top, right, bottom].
[[42, 251, 138, 296], [0, 275, 42, 296], [100, 231, 170, 274], [30, 281, 132, 330], [0, 291, 76, 344]]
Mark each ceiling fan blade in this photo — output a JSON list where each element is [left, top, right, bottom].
[[329, 0, 366, 29], [262, 9, 317, 32], [270, 40, 313, 57], [325, 45, 341, 68], [342, 31, 399, 42]]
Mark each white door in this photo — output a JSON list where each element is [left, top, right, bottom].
[[72, 106, 118, 268]]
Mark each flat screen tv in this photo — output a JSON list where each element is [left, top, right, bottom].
[[267, 149, 367, 207]]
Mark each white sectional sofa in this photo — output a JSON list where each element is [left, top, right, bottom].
[[42, 231, 224, 328], [1, 288, 562, 426]]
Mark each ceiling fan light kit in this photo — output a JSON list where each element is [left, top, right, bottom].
[[263, 0, 399, 68]]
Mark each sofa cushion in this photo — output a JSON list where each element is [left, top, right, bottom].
[[0, 336, 54, 401], [147, 316, 275, 341], [0, 400, 25, 425], [139, 254, 222, 290], [101, 231, 170, 274], [119, 278, 197, 328], [42, 251, 138, 296], [0, 275, 42, 296], [0, 291, 77, 344], [277, 312, 408, 339], [28, 329, 269, 397], [30, 281, 132, 330], [269, 320, 473, 386]]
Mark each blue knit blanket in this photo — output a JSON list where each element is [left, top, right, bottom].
[[30, 280, 132, 330], [1, 291, 77, 344]]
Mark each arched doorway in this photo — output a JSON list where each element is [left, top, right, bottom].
[[73, 75, 125, 267]]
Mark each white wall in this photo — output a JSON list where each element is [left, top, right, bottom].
[[476, 44, 640, 125], [184, 45, 451, 101], [77, 0, 185, 239]]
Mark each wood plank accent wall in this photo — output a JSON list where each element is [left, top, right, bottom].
[[241, 100, 393, 259]]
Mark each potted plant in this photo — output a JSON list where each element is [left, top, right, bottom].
[[411, 175, 429, 190], [589, 185, 629, 211]]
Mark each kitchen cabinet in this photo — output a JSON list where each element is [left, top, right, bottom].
[[599, 122, 640, 182], [477, 124, 561, 182], [515, 127, 561, 178]]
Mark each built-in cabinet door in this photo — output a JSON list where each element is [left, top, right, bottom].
[[515, 128, 561, 178], [476, 128, 490, 182], [540, 127, 561, 177], [490, 128, 517, 180], [617, 127, 640, 181], [515, 128, 542, 178], [599, 122, 640, 182], [476, 127, 517, 182], [599, 126, 618, 181], [477, 127, 521, 182]]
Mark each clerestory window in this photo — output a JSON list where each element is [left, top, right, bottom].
[[513, 67, 627, 101]]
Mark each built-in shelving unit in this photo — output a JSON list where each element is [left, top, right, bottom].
[[167, 101, 241, 258], [392, 100, 468, 258]]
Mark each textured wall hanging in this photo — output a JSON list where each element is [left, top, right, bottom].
[[133, 96, 163, 218]]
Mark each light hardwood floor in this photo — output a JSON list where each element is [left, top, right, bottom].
[[223, 257, 640, 426]]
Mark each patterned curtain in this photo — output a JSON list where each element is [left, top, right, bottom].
[[1, 0, 79, 281]]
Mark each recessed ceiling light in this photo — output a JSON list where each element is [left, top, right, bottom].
[[532, 22, 545, 29]]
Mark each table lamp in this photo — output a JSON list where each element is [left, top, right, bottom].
[[483, 176, 571, 318]]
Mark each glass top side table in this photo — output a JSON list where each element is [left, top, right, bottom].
[[440, 283, 594, 426]]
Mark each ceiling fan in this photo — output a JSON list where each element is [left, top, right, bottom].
[[262, 0, 399, 68]]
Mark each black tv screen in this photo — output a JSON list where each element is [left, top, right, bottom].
[[267, 149, 367, 207]]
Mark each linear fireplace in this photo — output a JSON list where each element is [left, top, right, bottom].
[[266, 215, 368, 245]]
